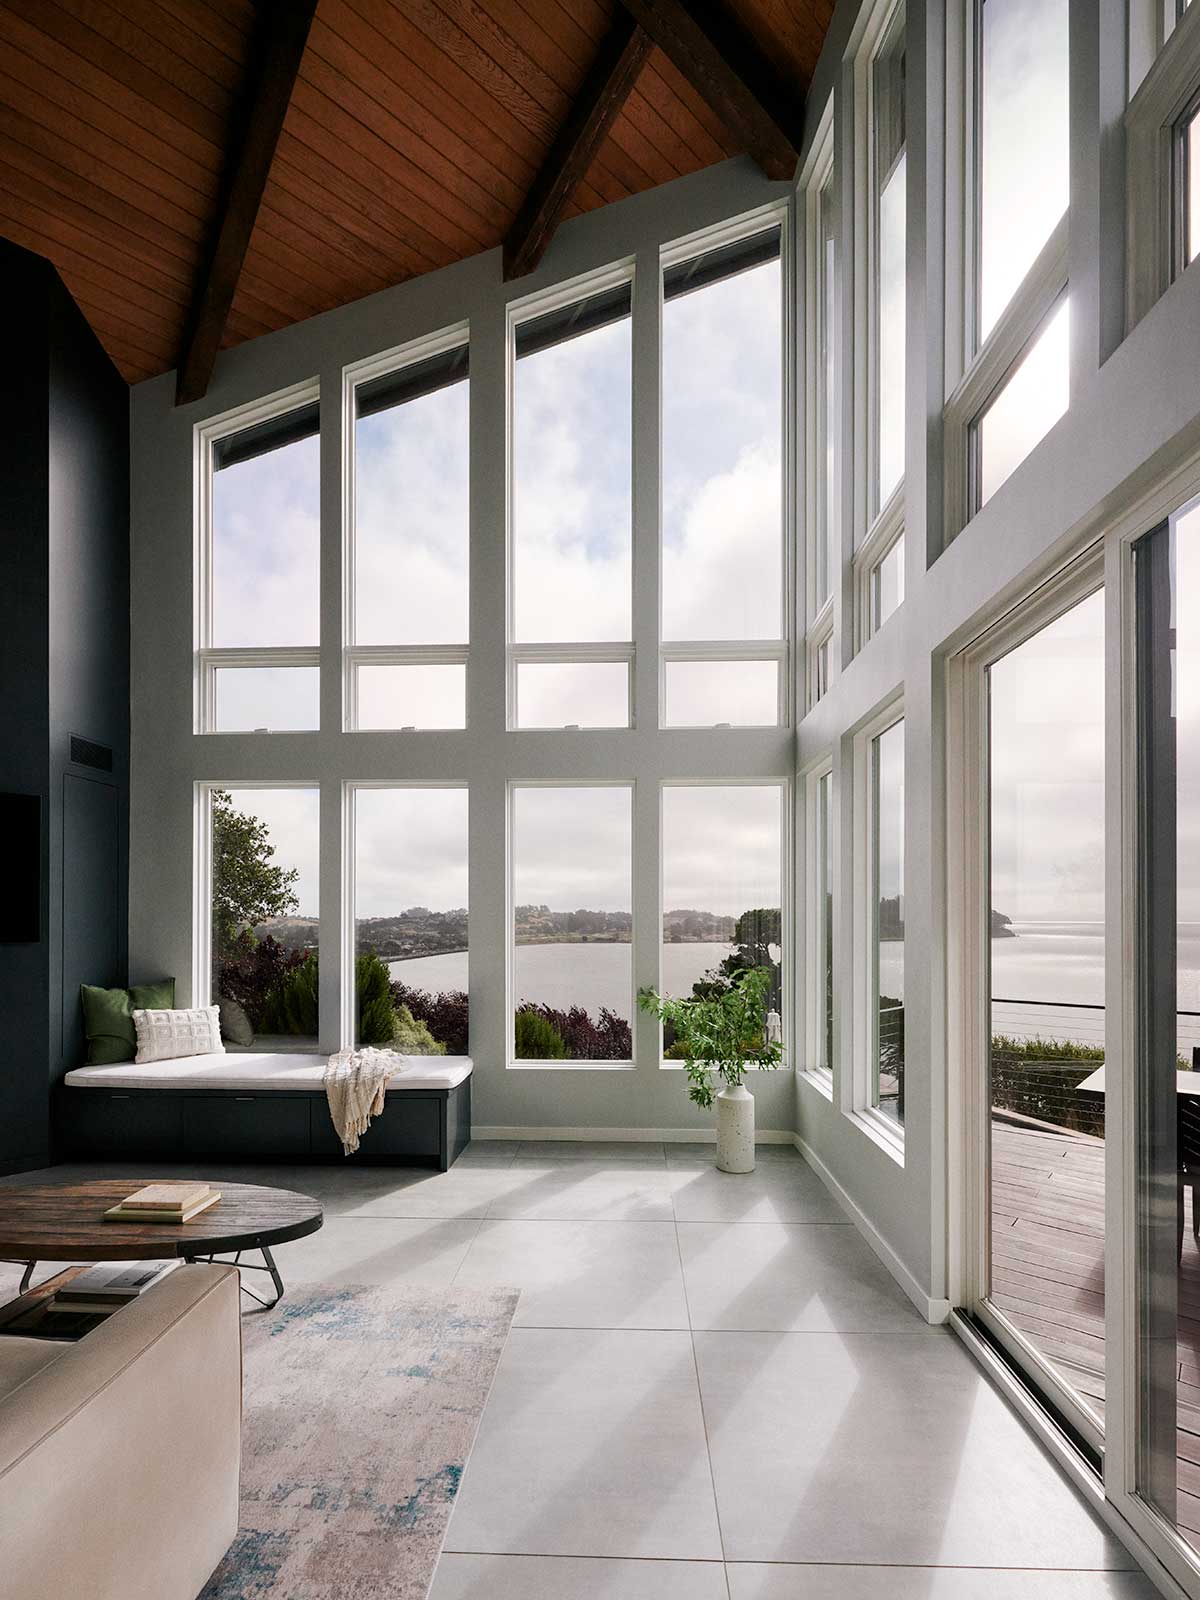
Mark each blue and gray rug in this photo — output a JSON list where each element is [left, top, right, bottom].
[[202, 1282, 519, 1600]]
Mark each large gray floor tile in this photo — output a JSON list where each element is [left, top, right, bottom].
[[272, 1215, 481, 1287], [511, 1141, 667, 1166], [669, 1165, 847, 1224], [696, 1330, 1131, 1568], [726, 1569, 1160, 1599], [445, 1327, 722, 1559], [678, 1221, 928, 1332], [482, 1165, 676, 1221], [454, 1219, 687, 1328], [330, 1166, 531, 1219], [431, 1555, 727, 1598], [665, 1143, 804, 1167]]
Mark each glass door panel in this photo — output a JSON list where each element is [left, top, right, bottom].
[[982, 587, 1107, 1436], [1135, 496, 1200, 1550]]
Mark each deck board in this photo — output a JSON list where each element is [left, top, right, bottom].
[[990, 1118, 1200, 1538]]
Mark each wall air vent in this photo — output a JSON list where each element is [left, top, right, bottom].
[[69, 735, 113, 773]]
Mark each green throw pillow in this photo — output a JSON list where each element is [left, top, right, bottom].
[[80, 977, 175, 1064]]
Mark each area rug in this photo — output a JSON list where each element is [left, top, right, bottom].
[[200, 1283, 520, 1600]]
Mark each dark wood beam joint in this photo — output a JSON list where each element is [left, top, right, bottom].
[[615, 0, 802, 182], [504, 12, 652, 281], [175, 0, 317, 406]]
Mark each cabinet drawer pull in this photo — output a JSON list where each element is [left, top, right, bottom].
[[235, 1096, 256, 1102]]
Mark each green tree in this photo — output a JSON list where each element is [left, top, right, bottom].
[[639, 965, 783, 1110], [211, 789, 299, 957]]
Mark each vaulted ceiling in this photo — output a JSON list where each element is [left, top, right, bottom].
[[0, 0, 832, 393]]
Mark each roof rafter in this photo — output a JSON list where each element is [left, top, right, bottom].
[[504, 11, 653, 281], [615, 0, 803, 182], [175, 0, 317, 405]]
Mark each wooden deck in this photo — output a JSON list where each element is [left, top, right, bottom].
[[992, 1119, 1200, 1541]]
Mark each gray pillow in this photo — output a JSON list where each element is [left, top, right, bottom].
[[218, 996, 254, 1048]]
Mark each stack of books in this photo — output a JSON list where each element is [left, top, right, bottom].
[[102, 1180, 222, 1224], [50, 1260, 181, 1317]]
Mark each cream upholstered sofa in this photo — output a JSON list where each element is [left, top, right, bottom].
[[0, 1263, 241, 1600]]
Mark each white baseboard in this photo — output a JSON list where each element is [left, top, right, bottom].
[[793, 1132, 951, 1325], [473, 1125, 796, 1145]]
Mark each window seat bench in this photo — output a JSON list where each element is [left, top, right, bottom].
[[53, 1053, 472, 1170]]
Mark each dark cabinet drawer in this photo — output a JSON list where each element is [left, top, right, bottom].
[[59, 1090, 183, 1157], [183, 1096, 311, 1158], [310, 1094, 442, 1160]]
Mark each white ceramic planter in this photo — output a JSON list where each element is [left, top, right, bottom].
[[716, 1083, 755, 1173]]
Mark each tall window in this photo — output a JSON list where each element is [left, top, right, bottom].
[[808, 767, 834, 1079], [867, 717, 904, 1126], [511, 282, 632, 729], [947, 0, 1070, 534], [511, 786, 633, 1062], [977, 0, 1069, 342], [873, 8, 906, 512], [354, 788, 468, 1055], [208, 786, 319, 1048], [661, 785, 785, 1056], [806, 139, 837, 705], [348, 336, 469, 730], [200, 392, 320, 732], [662, 226, 785, 727]]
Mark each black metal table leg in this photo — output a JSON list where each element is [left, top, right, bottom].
[[184, 1244, 286, 1312]]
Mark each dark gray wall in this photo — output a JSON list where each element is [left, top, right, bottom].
[[0, 240, 129, 1174]]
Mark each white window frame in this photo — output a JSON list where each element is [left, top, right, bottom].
[[658, 776, 792, 1070], [659, 201, 794, 728], [853, 0, 908, 558], [849, 697, 906, 1159], [507, 779, 637, 1071], [193, 779, 320, 1019], [806, 606, 834, 710], [855, 479, 905, 647], [506, 261, 636, 732], [943, 0, 1071, 542], [342, 780, 471, 1054], [194, 378, 321, 734], [1126, 0, 1200, 331], [803, 759, 835, 1095], [342, 323, 470, 732], [803, 109, 838, 629]]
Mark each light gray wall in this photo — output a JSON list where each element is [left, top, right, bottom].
[[128, 158, 798, 1140]]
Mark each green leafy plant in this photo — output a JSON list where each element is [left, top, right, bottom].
[[638, 965, 783, 1110], [356, 951, 396, 1046], [259, 950, 319, 1036], [391, 1004, 446, 1055], [514, 1007, 568, 1060]]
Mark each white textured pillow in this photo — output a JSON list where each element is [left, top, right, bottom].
[[133, 1006, 224, 1064]]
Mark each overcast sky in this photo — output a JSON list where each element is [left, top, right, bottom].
[[211, 0, 1092, 934]]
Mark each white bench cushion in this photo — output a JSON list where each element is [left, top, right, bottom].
[[63, 1052, 472, 1094]]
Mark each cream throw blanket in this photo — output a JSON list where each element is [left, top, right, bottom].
[[324, 1047, 408, 1154]]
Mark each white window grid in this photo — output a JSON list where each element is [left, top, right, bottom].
[[803, 109, 838, 627], [806, 602, 834, 710], [659, 202, 794, 727], [1126, 0, 1200, 331], [342, 323, 471, 732], [854, 479, 905, 648], [193, 378, 321, 735], [803, 758, 835, 1094], [943, 0, 1070, 542], [849, 697, 906, 1160]]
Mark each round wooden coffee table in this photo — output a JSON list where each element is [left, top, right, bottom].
[[0, 1179, 323, 1311]]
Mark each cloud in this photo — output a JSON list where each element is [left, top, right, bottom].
[[662, 786, 782, 916], [213, 434, 320, 647], [514, 786, 632, 911], [355, 789, 469, 916]]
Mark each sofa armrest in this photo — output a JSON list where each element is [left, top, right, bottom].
[[0, 1263, 242, 1600]]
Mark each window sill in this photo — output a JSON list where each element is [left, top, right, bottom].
[[844, 1105, 905, 1166], [507, 1060, 637, 1072], [798, 1067, 834, 1101]]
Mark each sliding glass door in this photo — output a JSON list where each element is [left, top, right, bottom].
[[1134, 495, 1200, 1553], [965, 572, 1107, 1450]]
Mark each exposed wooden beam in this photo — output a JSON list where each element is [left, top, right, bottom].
[[504, 12, 652, 281], [615, 0, 802, 182], [175, 0, 316, 405]]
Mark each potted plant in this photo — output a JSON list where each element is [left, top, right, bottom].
[[638, 965, 784, 1173]]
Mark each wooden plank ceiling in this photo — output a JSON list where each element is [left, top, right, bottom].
[[0, 0, 832, 391]]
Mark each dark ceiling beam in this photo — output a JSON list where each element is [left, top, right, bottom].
[[615, 0, 802, 182], [175, 0, 317, 405], [504, 11, 652, 281]]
